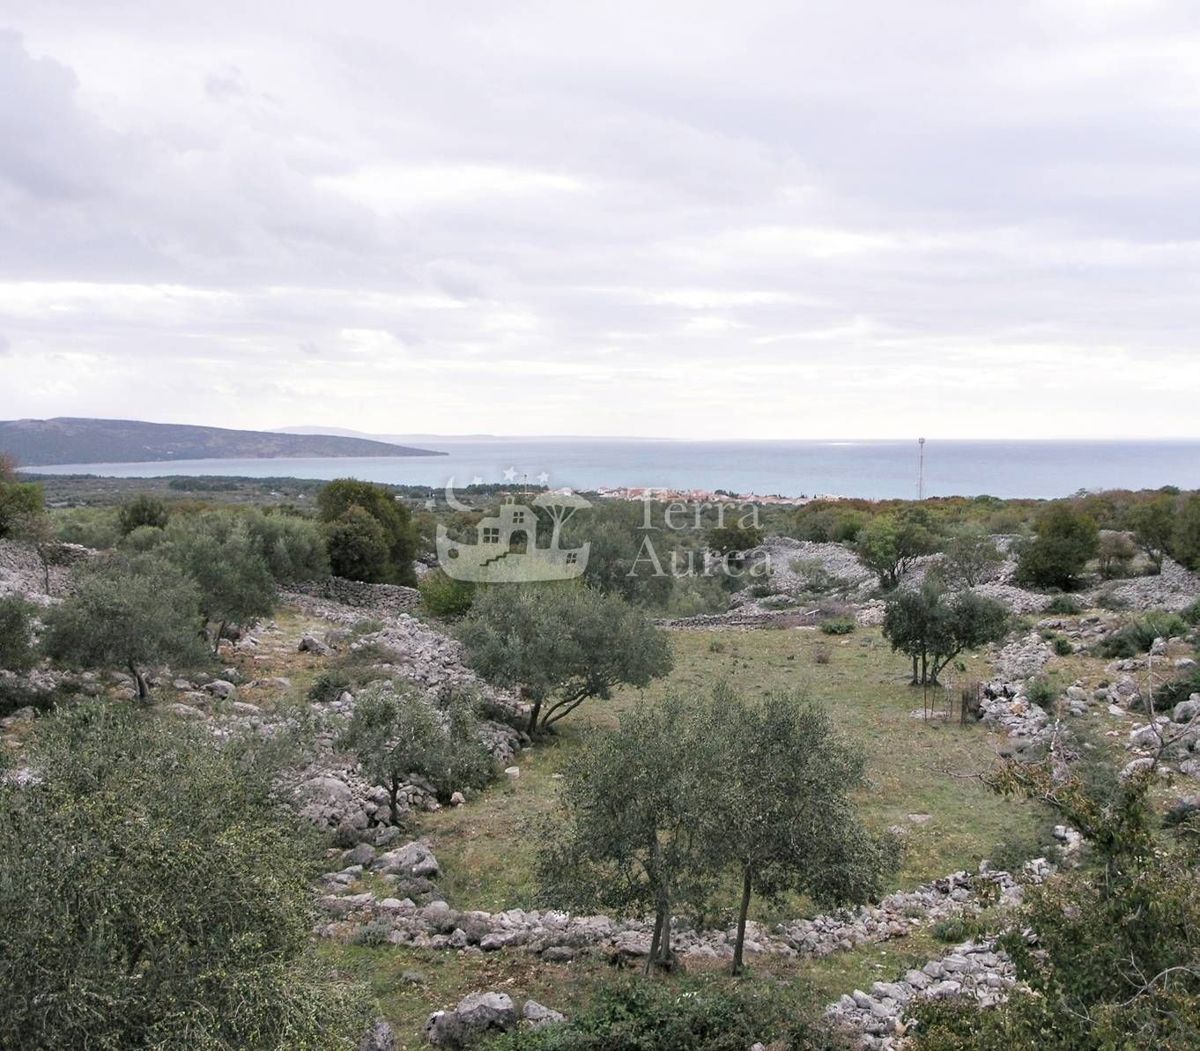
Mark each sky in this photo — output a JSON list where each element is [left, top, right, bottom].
[[1, 0, 1199, 440]]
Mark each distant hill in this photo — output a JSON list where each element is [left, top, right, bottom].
[[0, 418, 446, 467]]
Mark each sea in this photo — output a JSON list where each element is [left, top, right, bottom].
[[26, 438, 1200, 501]]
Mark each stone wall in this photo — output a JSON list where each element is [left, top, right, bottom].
[[288, 576, 421, 616]]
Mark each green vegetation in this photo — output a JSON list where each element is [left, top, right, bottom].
[[0, 703, 371, 1051], [339, 683, 494, 820], [41, 552, 206, 699], [117, 493, 170, 534], [459, 585, 673, 734], [1097, 611, 1188, 659], [911, 752, 1200, 1050], [1015, 503, 1100, 590], [1044, 594, 1082, 615], [0, 455, 44, 540], [819, 617, 856, 635], [318, 478, 419, 585], [483, 977, 848, 1051], [936, 529, 1003, 588], [0, 595, 37, 672], [419, 568, 476, 618], [853, 512, 939, 590], [882, 583, 1009, 686]]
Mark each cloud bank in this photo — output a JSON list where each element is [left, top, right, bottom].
[[1, 1, 1198, 438]]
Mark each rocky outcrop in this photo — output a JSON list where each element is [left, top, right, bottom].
[[425, 991, 518, 1047], [0, 539, 90, 601]]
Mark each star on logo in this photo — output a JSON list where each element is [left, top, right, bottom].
[[503, 466, 518, 481]]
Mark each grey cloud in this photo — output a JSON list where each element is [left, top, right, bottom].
[[0, 3, 1198, 437]]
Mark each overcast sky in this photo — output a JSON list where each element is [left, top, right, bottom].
[[1, 0, 1199, 439]]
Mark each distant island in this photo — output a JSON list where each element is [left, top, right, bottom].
[[0, 417, 446, 467]]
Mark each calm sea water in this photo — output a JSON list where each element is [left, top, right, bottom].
[[28, 438, 1200, 500]]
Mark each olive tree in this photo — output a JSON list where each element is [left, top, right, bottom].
[[1128, 494, 1176, 574], [708, 685, 897, 974], [0, 457, 42, 540], [458, 584, 673, 734], [42, 552, 206, 699], [938, 529, 1002, 588], [536, 694, 727, 972], [339, 683, 493, 822], [164, 512, 277, 653], [0, 703, 372, 1050], [117, 494, 169, 535], [854, 513, 938, 590], [882, 582, 1009, 686]]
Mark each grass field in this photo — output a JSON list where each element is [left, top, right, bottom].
[[420, 624, 1052, 915]]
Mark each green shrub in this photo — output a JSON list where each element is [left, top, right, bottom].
[[1181, 598, 1200, 626], [0, 678, 41, 718], [1015, 504, 1099, 591], [1026, 677, 1058, 709], [1052, 636, 1074, 656], [1044, 595, 1083, 615], [51, 507, 121, 549], [1095, 588, 1131, 611], [307, 669, 355, 704], [1152, 667, 1200, 714], [0, 703, 372, 1049], [0, 595, 36, 672], [419, 570, 476, 618], [117, 494, 169, 535], [820, 617, 856, 635], [1098, 612, 1188, 658], [930, 914, 989, 944], [481, 976, 848, 1051]]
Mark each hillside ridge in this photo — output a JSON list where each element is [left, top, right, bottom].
[[0, 417, 445, 467]]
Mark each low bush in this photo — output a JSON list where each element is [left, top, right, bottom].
[[1052, 636, 1074, 656], [419, 569, 476, 618], [820, 617, 856, 635], [0, 596, 36, 672], [1026, 677, 1058, 709], [1097, 612, 1188, 658], [1044, 595, 1083, 615], [482, 976, 849, 1051], [1181, 598, 1200, 626]]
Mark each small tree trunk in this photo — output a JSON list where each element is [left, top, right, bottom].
[[212, 620, 225, 657], [910, 654, 919, 685], [388, 775, 401, 825], [731, 863, 753, 976], [526, 697, 543, 735], [37, 546, 51, 595], [920, 652, 929, 686], [645, 908, 663, 975], [649, 890, 673, 972], [128, 661, 150, 702]]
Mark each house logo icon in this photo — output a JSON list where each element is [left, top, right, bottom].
[[436, 490, 591, 582]]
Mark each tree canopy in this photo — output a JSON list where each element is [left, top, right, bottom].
[[1015, 503, 1100, 590], [42, 552, 206, 699], [458, 584, 673, 733], [882, 582, 1009, 686], [317, 479, 418, 585], [854, 512, 939, 590], [0, 703, 372, 1050]]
